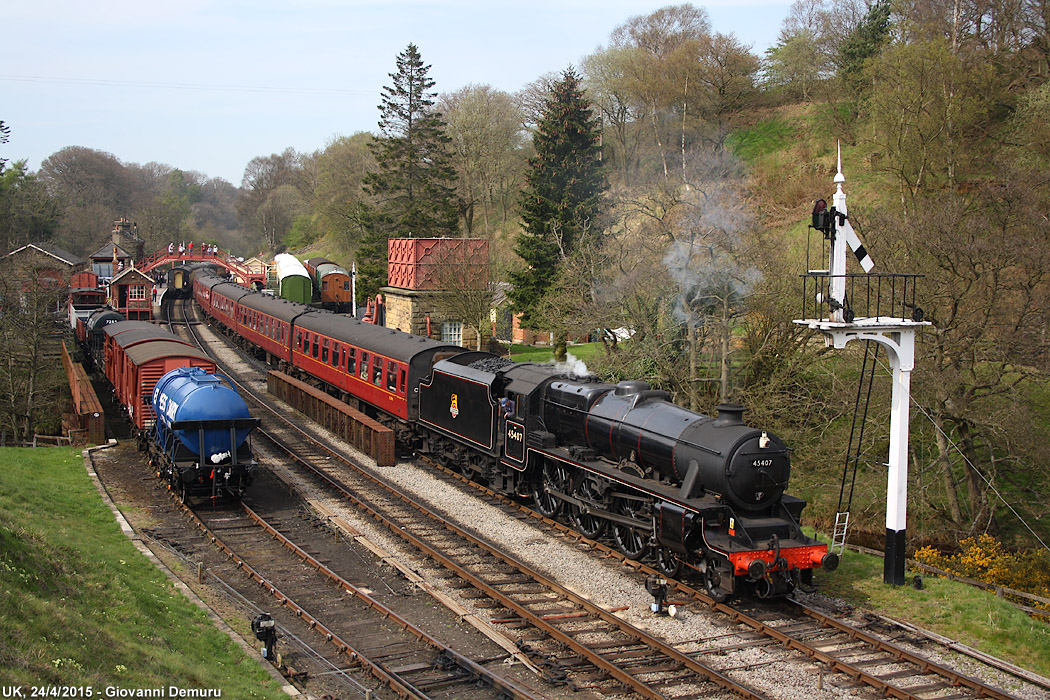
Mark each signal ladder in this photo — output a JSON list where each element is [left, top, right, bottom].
[[834, 339, 881, 555]]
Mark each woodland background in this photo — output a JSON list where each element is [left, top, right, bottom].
[[3, 0, 1050, 552]]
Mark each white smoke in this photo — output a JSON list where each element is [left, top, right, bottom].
[[552, 352, 590, 378]]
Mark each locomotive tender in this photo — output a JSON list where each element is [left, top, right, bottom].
[[192, 270, 836, 599]]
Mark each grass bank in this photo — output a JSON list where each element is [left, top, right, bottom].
[[0, 446, 288, 697], [814, 545, 1050, 677]]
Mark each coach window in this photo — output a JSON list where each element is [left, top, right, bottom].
[[347, 348, 356, 374], [331, 342, 340, 367], [399, 368, 406, 394], [312, 334, 319, 359], [359, 352, 369, 380], [322, 280, 328, 291], [321, 338, 329, 363], [386, 362, 397, 392], [373, 357, 383, 386], [296, 331, 302, 351], [344, 281, 350, 291]]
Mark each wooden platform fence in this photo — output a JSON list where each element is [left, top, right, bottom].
[[266, 370, 395, 467]]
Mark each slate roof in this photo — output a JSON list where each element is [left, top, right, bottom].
[[5, 243, 86, 266]]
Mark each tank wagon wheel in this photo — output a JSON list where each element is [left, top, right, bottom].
[[655, 547, 682, 579], [611, 495, 650, 560], [570, 478, 608, 539], [531, 462, 569, 517]]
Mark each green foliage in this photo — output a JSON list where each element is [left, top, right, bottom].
[[0, 447, 287, 696], [838, 0, 892, 91], [0, 160, 60, 251], [509, 69, 606, 329], [509, 342, 604, 363], [725, 118, 794, 161], [284, 214, 321, 249]]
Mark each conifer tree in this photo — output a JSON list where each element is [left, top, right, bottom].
[[509, 69, 606, 330], [358, 44, 459, 301]]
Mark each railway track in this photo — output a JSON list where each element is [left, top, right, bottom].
[[177, 488, 544, 700], [171, 296, 1042, 700]]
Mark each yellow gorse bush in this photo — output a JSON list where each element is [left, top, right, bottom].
[[914, 534, 1050, 613]]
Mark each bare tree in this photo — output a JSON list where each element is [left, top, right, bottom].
[[0, 273, 65, 442], [420, 241, 495, 351]]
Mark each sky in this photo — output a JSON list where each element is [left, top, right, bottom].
[[3, 1, 794, 186]]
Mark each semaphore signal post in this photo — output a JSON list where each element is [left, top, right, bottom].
[[795, 145, 930, 586]]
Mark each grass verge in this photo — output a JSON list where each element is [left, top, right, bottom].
[[813, 545, 1050, 677], [509, 342, 605, 364], [0, 446, 288, 697]]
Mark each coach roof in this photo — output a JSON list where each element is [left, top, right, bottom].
[[239, 292, 315, 324], [296, 312, 463, 362]]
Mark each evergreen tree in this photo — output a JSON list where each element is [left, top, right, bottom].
[[839, 0, 892, 92], [509, 69, 606, 330], [358, 43, 459, 300]]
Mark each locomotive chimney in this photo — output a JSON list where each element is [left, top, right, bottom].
[[713, 403, 746, 427]]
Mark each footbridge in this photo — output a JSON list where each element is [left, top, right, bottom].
[[137, 247, 267, 286]]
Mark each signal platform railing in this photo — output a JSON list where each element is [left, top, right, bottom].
[[799, 272, 925, 325]]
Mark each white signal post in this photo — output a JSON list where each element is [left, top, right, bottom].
[[796, 146, 929, 586]]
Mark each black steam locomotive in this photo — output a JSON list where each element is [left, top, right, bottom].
[[416, 353, 837, 601]]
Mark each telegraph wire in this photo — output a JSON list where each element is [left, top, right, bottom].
[[0, 74, 376, 97]]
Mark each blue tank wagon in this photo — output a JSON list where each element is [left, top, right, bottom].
[[149, 366, 260, 500]]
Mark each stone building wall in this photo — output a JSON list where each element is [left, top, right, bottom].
[[381, 287, 480, 349]]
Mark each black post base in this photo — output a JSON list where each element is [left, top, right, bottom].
[[884, 527, 906, 586]]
